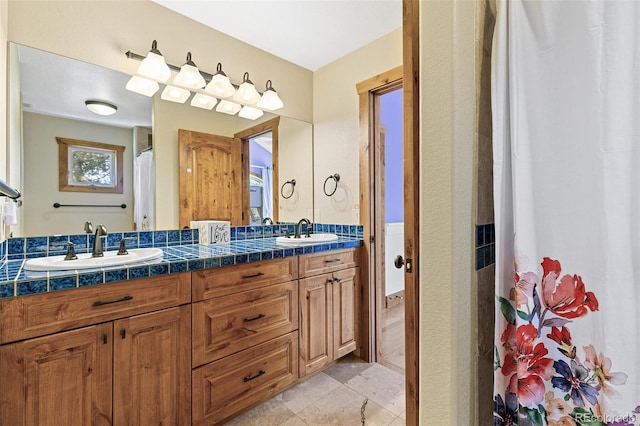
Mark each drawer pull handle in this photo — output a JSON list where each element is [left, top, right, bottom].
[[244, 314, 266, 322], [333, 278, 342, 283], [324, 258, 341, 263], [243, 370, 266, 382], [92, 295, 133, 307], [242, 272, 265, 279]]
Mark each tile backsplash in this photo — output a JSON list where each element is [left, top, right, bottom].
[[1, 223, 364, 261], [475, 223, 495, 270]]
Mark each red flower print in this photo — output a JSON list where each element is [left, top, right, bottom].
[[547, 326, 576, 359], [501, 324, 555, 408], [541, 258, 599, 319]]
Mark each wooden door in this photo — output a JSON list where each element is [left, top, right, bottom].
[[0, 324, 113, 426], [332, 267, 358, 359], [179, 129, 244, 228], [113, 306, 191, 426], [299, 274, 332, 377]]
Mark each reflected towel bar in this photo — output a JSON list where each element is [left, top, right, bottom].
[[53, 203, 127, 209]]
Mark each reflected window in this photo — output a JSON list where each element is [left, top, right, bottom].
[[56, 137, 125, 193]]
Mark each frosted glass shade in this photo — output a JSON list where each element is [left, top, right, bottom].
[[137, 51, 171, 82], [234, 81, 261, 104], [125, 76, 160, 97], [191, 93, 218, 110], [216, 100, 242, 115], [161, 85, 191, 103], [173, 54, 206, 89], [205, 73, 236, 98], [85, 100, 117, 116], [238, 106, 264, 120], [257, 89, 284, 111]]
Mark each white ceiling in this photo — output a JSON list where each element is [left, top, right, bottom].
[[152, 0, 402, 71]]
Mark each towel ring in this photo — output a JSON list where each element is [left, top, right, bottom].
[[323, 173, 340, 197], [280, 179, 296, 199]]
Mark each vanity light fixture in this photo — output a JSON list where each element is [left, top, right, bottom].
[[85, 100, 118, 116], [256, 80, 284, 111], [161, 85, 191, 103], [125, 41, 286, 120], [216, 100, 242, 115], [191, 93, 218, 110], [204, 63, 236, 98], [233, 72, 261, 105], [125, 75, 160, 97], [173, 52, 206, 90], [238, 105, 264, 120], [137, 40, 171, 82]]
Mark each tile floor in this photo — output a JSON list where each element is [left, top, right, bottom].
[[225, 354, 406, 425]]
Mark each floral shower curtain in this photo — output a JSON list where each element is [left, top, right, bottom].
[[492, 1, 640, 425]]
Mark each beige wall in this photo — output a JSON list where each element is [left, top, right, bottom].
[[420, 1, 476, 424], [22, 112, 133, 236], [7, 1, 312, 123], [313, 29, 402, 224], [278, 118, 314, 222], [7, 43, 22, 237]]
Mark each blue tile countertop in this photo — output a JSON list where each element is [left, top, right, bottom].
[[0, 223, 363, 299]]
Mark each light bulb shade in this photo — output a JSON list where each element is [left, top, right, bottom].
[[85, 100, 117, 116], [173, 52, 206, 89], [238, 105, 264, 120], [138, 51, 171, 82], [233, 72, 261, 105], [205, 64, 236, 98], [126, 75, 160, 97], [257, 81, 284, 111], [190, 93, 218, 110], [161, 85, 191, 103], [216, 100, 242, 115]]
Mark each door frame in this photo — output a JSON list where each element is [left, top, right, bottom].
[[235, 116, 281, 224]]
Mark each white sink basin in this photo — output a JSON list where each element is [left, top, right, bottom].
[[24, 248, 164, 271], [276, 233, 338, 246]]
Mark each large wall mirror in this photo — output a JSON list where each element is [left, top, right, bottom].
[[10, 43, 314, 237]]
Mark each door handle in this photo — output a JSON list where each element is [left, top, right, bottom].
[[394, 255, 404, 269]]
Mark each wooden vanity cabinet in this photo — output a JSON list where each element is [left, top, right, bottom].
[[191, 257, 300, 425], [298, 249, 359, 377], [0, 273, 192, 426]]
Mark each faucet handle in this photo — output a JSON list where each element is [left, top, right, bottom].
[[84, 221, 93, 234], [117, 237, 137, 255], [51, 241, 78, 261], [282, 229, 290, 238]]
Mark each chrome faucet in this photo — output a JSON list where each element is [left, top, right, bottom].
[[262, 217, 273, 225], [92, 224, 107, 257], [294, 218, 311, 238]]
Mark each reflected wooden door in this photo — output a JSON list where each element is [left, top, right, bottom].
[[179, 129, 245, 228]]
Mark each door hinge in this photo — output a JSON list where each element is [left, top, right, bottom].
[[242, 211, 245, 220], [369, 235, 374, 243]]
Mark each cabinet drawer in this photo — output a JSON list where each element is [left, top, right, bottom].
[[192, 332, 298, 426], [0, 272, 191, 344], [192, 257, 298, 301], [192, 281, 298, 366], [299, 249, 357, 278]]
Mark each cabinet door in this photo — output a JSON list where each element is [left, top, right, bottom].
[[113, 305, 191, 426], [299, 274, 332, 377], [0, 323, 113, 426], [332, 268, 358, 359]]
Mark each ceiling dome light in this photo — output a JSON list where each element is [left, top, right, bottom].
[[238, 105, 264, 120], [216, 100, 242, 115], [137, 40, 172, 82], [257, 80, 284, 111], [173, 52, 206, 89], [161, 85, 191, 103], [125, 75, 160, 97], [204, 63, 236, 98], [85, 100, 117, 116], [233, 72, 261, 105], [190, 93, 218, 110]]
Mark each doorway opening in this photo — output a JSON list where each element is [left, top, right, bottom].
[[376, 87, 404, 374], [248, 131, 273, 225]]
